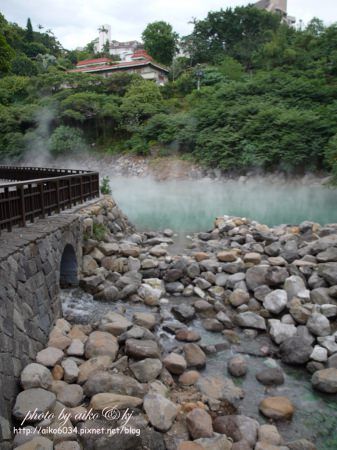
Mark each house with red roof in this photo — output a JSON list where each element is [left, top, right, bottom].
[[70, 50, 169, 85]]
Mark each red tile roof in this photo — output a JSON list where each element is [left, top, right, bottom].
[[132, 49, 153, 61], [77, 57, 112, 66], [69, 59, 169, 74]]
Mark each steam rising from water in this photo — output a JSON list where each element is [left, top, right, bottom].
[[108, 176, 337, 232]]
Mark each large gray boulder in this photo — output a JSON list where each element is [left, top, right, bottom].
[[143, 394, 178, 432], [263, 290, 287, 315], [172, 304, 196, 322], [235, 312, 266, 330], [21, 363, 53, 390], [129, 358, 163, 383], [85, 331, 119, 360], [307, 313, 331, 337], [279, 336, 313, 365], [213, 415, 259, 447], [311, 368, 337, 393], [186, 408, 213, 439], [246, 266, 269, 291], [83, 371, 147, 397], [13, 388, 56, 421], [284, 275, 306, 301], [318, 263, 337, 286], [268, 319, 297, 344], [125, 338, 160, 360]]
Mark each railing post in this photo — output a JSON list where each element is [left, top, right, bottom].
[[80, 177, 83, 203], [40, 182, 45, 218], [68, 178, 72, 207], [89, 174, 93, 199], [19, 185, 26, 227], [6, 187, 12, 232], [56, 179, 60, 213]]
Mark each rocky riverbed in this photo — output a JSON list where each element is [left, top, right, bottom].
[[11, 196, 337, 450]]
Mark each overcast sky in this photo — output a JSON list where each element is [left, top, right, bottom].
[[1, 0, 336, 50]]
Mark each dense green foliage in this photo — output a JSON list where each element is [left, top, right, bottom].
[[0, 6, 337, 180]]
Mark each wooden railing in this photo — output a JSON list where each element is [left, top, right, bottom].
[[0, 166, 100, 233]]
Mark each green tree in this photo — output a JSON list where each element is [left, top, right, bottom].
[[11, 55, 38, 76], [121, 79, 163, 127], [142, 21, 178, 65], [0, 34, 14, 74], [186, 6, 281, 67], [26, 18, 34, 42], [49, 126, 87, 156]]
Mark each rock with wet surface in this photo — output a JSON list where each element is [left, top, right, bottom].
[[256, 367, 285, 386], [202, 318, 224, 332], [184, 344, 207, 369], [311, 368, 337, 393], [133, 312, 157, 330], [172, 304, 196, 322], [179, 371, 200, 386], [138, 283, 162, 306], [196, 376, 244, 408], [175, 328, 201, 342], [98, 312, 132, 335], [228, 355, 248, 377], [259, 396, 294, 420], [258, 424, 282, 446], [279, 336, 313, 365]]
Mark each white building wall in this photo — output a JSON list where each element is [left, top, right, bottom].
[[96, 24, 111, 53]]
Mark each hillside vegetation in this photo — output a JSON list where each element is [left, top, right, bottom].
[[1, 8, 337, 181]]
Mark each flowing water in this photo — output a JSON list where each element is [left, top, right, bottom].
[[61, 289, 337, 449], [108, 176, 337, 232]]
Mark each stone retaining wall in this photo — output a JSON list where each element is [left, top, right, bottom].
[[0, 195, 131, 448]]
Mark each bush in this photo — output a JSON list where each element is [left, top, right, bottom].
[[92, 223, 107, 241], [11, 55, 38, 77], [100, 176, 112, 195], [49, 125, 86, 156]]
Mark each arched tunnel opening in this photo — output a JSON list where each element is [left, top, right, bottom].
[[60, 244, 78, 288]]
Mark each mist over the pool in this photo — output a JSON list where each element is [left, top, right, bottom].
[[108, 176, 337, 232]]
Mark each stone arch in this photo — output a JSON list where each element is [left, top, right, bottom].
[[60, 243, 78, 288]]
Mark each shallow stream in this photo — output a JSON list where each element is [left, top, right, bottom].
[[61, 289, 337, 449]]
